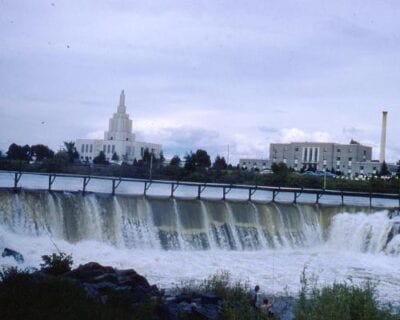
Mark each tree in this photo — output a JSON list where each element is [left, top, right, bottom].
[[350, 139, 360, 145], [157, 151, 165, 167], [184, 152, 196, 171], [379, 161, 390, 176], [31, 144, 54, 161], [170, 155, 181, 167], [142, 148, 151, 164], [54, 150, 69, 163], [271, 162, 289, 175], [212, 155, 227, 170], [63, 141, 79, 163], [93, 151, 108, 164], [194, 149, 211, 168], [271, 162, 290, 183], [111, 152, 119, 161], [6, 143, 31, 161]]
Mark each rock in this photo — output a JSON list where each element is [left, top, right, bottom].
[[2, 247, 24, 264], [64, 262, 160, 305], [165, 292, 222, 320]]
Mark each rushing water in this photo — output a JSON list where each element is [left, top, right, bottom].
[[0, 187, 400, 307]]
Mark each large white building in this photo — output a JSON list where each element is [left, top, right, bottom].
[[76, 90, 162, 163]]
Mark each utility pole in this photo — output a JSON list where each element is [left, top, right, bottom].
[[227, 144, 230, 165], [149, 151, 153, 180]]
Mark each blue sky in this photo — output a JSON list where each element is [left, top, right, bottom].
[[1, 0, 399, 163]]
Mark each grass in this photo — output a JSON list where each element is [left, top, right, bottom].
[[294, 268, 400, 320], [176, 271, 269, 320]]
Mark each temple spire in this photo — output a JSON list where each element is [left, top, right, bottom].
[[117, 89, 126, 113]]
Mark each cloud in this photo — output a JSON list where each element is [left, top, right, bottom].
[[1, 1, 400, 164], [279, 128, 332, 143]]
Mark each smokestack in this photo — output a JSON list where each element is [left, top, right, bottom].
[[379, 111, 388, 163]]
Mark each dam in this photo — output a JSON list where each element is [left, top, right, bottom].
[[1, 173, 400, 306]]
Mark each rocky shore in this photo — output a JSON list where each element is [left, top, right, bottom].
[[62, 262, 293, 319]]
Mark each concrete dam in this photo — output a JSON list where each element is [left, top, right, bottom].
[[1, 189, 400, 306]]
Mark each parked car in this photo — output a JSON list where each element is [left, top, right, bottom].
[[302, 171, 336, 177]]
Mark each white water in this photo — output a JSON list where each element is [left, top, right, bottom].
[[1, 223, 399, 306], [0, 185, 400, 306]]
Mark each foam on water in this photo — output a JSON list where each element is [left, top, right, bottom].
[[0, 189, 400, 306]]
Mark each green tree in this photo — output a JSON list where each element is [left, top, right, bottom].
[[157, 151, 165, 167], [111, 152, 119, 161], [142, 148, 151, 164], [63, 141, 79, 163], [380, 161, 390, 176], [212, 155, 228, 170], [54, 150, 69, 163], [194, 149, 211, 168], [271, 162, 290, 185], [31, 144, 55, 161], [93, 151, 108, 164], [6, 143, 31, 161], [184, 152, 196, 172], [169, 155, 181, 167]]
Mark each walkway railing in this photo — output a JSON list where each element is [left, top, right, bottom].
[[1, 170, 400, 207]]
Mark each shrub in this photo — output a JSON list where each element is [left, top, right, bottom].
[[295, 269, 399, 320], [177, 271, 268, 320], [0, 266, 163, 320], [40, 252, 73, 276]]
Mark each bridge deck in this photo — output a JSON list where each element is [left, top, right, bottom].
[[1, 170, 399, 206]]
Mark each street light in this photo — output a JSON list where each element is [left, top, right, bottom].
[[323, 149, 327, 190], [149, 150, 154, 180]]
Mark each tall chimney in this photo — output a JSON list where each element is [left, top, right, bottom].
[[379, 111, 388, 163]]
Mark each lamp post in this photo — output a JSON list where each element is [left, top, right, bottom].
[[149, 151, 153, 180], [323, 149, 327, 190]]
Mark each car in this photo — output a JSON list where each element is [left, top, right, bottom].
[[318, 171, 336, 178], [301, 171, 318, 176], [302, 171, 336, 177]]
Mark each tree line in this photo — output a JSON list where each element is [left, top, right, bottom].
[[1, 142, 400, 193]]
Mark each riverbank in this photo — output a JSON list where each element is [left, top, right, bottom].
[[1, 252, 399, 320]]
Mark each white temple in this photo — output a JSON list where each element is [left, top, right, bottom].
[[76, 90, 162, 163]]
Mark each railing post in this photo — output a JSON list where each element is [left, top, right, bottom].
[[48, 175, 54, 191], [248, 188, 252, 201], [83, 177, 87, 195], [294, 192, 297, 204], [14, 172, 20, 189], [369, 192, 372, 208], [144, 181, 147, 197], [197, 185, 201, 199], [112, 179, 116, 196], [171, 183, 174, 198]]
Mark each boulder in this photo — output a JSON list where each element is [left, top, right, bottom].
[[64, 262, 159, 304], [2, 247, 24, 264]]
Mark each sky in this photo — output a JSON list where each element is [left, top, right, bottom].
[[0, 0, 399, 164]]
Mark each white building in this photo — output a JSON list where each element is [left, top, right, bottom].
[[76, 90, 162, 163]]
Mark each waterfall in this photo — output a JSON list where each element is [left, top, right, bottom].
[[0, 190, 398, 255], [326, 211, 400, 254]]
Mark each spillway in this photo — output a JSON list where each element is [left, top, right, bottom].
[[1, 189, 399, 305]]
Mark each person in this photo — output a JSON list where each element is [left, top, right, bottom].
[[260, 297, 275, 318], [251, 285, 261, 308]]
